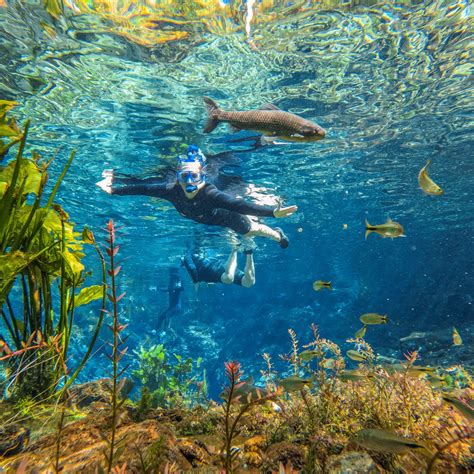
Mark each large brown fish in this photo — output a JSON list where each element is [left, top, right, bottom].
[[203, 97, 326, 142]]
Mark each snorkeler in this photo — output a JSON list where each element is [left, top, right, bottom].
[[156, 267, 184, 330], [96, 145, 297, 248], [183, 247, 256, 288]]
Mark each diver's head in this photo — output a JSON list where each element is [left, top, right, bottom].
[[177, 145, 207, 195]]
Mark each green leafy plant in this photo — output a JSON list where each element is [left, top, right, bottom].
[[132, 343, 204, 408], [0, 103, 106, 400]]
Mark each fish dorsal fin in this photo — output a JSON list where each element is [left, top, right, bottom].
[[387, 217, 393, 223], [259, 103, 281, 111]]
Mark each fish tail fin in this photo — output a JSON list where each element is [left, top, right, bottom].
[[203, 96, 220, 133], [424, 159, 432, 168], [364, 218, 372, 240]]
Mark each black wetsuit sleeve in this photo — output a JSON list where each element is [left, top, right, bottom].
[[206, 186, 275, 217], [112, 178, 174, 199]]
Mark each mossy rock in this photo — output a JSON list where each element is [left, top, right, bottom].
[[326, 451, 381, 474], [0, 425, 30, 457], [176, 438, 210, 467], [175, 406, 220, 436], [261, 441, 306, 473], [68, 378, 133, 408]]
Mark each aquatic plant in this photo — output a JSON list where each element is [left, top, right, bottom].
[[101, 219, 130, 473], [273, 326, 473, 472], [0, 104, 106, 399], [221, 360, 280, 473], [132, 343, 204, 409], [52, 392, 69, 474]]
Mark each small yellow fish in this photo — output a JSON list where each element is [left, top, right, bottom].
[[313, 280, 331, 291], [442, 394, 474, 421], [342, 223, 348, 230], [354, 325, 367, 338], [339, 370, 371, 382], [452, 327, 462, 346], [418, 159, 444, 195], [407, 366, 436, 377], [427, 374, 446, 388], [365, 218, 405, 239], [320, 358, 336, 369], [346, 350, 368, 362], [299, 350, 320, 362], [360, 313, 388, 325], [383, 363, 436, 377], [352, 429, 430, 455], [277, 376, 312, 392]]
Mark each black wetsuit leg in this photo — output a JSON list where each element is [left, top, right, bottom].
[[184, 254, 245, 285]]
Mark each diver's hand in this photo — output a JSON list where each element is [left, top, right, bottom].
[[273, 204, 298, 218]]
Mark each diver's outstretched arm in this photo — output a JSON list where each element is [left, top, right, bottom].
[[96, 169, 173, 198], [220, 248, 238, 284]]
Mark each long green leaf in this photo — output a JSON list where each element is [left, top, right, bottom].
[[45, 149, 76, 210], [0, 122, 29, 247], [74, 285, 104, 308], [0, 137, 21, 162], [61, 241, 106, 394]]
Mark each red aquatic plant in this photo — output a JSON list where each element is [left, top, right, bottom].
[[221, 360, 281, 473], [403, 350, 418, 365], [101, 219, 130, 473]]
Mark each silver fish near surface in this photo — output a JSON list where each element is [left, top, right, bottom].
[[203, 97, 326, 142]]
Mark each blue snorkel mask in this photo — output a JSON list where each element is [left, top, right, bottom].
[[177, 145, 207, 193]]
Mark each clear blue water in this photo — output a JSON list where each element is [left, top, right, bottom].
[[1, 0, 472, 398]]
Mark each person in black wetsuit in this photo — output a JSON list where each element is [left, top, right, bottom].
[[183, 247, 256, 288], [156, 267, 184, 329], [96, 145, 297, 247]]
